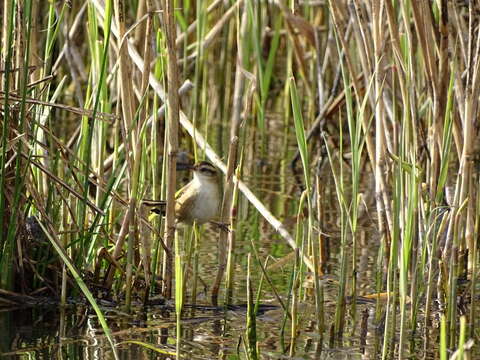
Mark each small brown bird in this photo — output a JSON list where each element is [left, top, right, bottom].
[[175, 161, 221, 225], [150, 161, 221, 226]]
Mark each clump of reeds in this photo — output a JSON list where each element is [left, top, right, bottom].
[[1, 0, 479, 359]]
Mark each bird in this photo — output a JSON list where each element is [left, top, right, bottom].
[[150, 160, 222, 226], [175, 161, 222, 225]]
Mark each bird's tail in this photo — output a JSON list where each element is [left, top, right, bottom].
[[142, 199, 166, 215]]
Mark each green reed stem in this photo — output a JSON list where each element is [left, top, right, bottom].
[[37, 218, 118, 359], [440, 314, 447, 360], [0, 0, 16, 290], [246, 254, 258, 360], [175, 230, 184, 358]]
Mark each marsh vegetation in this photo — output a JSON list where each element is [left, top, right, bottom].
[[1, 0, 480, 359]]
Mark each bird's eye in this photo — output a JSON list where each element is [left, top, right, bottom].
[[200, 167, 215, 175]]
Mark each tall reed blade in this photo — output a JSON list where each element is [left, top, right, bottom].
[[246, 254, 258, 360]]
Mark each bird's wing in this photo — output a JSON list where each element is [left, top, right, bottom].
[[149, 183, 189, 216], [175, 182, 191, 199], [175, 184, 198, 223]]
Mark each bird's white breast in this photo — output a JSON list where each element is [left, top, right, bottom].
[[189, 177, 221, 224]]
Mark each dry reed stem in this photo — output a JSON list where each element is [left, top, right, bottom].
[[211, 4, 247, 306], [91, 0, 314, 272], [442, 5, 480, 263], [92, 0, 313, 271], [0, 93, 115, 120], [102, 81, 193, 171], [113, 0, 139, 310], [51, 3, 87, 76], [14, 122, 165, 240], [162, 0, 180, 299], [276, 1, 312, 97], [329, 2, 395, 247], [113, 0, 136, 147], [137, 0, 153, 302], [178, 111, 315, 272], [175, 0, 223, 46], [182, 0, 243, 63], [20, 154, 104, 215]]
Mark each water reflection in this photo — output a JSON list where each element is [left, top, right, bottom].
[[1, 216, 467, 359]]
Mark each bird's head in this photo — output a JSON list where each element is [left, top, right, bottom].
[[191, 161, 219, 183]]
